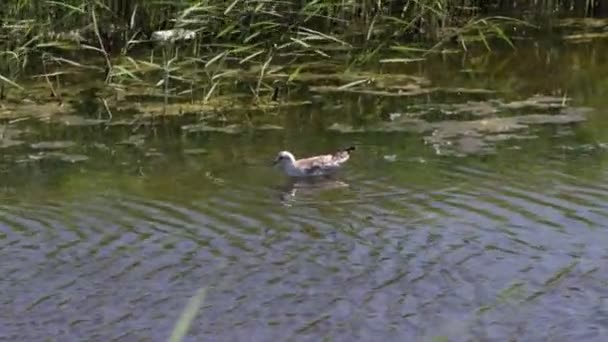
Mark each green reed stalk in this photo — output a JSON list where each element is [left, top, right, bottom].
[[89, 3, 113, 83], [169, 287, 207, 342]]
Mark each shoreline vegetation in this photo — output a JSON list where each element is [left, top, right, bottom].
[[0, 1, 606, 119]]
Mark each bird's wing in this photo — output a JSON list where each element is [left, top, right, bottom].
[[295, 154, 333, 174], [295, 149, 352, 175]]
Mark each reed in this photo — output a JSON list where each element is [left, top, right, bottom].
[[169, 287, 207, 342], [0, 0, 599, 109]]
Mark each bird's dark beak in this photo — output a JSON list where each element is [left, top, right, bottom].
[[272, 158, 278, 166]]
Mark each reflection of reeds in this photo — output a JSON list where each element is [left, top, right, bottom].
[[0, 1, 554, 107]]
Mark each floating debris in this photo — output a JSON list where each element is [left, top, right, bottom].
[[329, 118, 431, 134], [437, 87, 497, 95], [182, 123, 283, 134], [49, 115, 108, 127], [560, 106, 595, 116], [558, 142, 608, 152], [28, 152, 89, 163], [308, 72, 496, 98], [370, 117, 433, 133], [329, 98, 592, 156], [1, 102, 71, 120], [117, 134, 146, 147], [383, 154, 398, 162], [92, 143, 110, 151], [310, 85, 434, 97], [255, 124, 284, 131], [106, 118, 139, 127], [0, 125, 26, 139], [0, 139, 24, 149], [484, 134, 538, 142], [388, 113, 402, 121], [455, 136, 496, 155], [145, 149, 164, 158], [326, 123, 366, 134], [500, 95, 569, 110], [422, 112, 587, 155], [516, 113, 586, 125], [30, 141, 76, 150], [183, 148, 208, 155], [563, 32, 608, 43], [0, 125, 27, 149], [558, 18, 608, 29], [408, 157, 427, 163], [182, 123, 243, 135], [414, 101, 500, 119], [115, 98, 311, 118]]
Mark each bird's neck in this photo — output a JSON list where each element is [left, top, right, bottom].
[[282, 160, 300, 174]]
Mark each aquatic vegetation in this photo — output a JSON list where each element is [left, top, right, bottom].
[[0, 0, 527, 113], [327, 93, 594, 157]]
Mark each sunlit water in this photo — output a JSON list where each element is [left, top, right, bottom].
[[1, 40, 608, 341]]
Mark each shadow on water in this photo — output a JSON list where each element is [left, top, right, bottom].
[[2, 38, 608, 341]]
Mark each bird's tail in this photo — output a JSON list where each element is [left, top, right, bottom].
[[342, 146, 356, 153]]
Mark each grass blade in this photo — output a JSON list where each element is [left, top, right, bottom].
[[169, 287, 207, 342]]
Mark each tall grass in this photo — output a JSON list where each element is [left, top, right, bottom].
[[0, 0, 588, 108]]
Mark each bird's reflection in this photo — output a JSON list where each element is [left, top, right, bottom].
[[278, 176, 349, 206]]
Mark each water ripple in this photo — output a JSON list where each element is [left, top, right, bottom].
[[2, 149, 608, 341]]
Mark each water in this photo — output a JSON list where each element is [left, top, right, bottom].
[[1, 39, 608, 342]]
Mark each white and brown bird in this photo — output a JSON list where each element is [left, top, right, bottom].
[[273, 146, 355, 177]]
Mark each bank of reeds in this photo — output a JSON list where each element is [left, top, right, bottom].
[[0, 0, 584, 110]]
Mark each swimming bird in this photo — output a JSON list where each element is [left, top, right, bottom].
[[273, 146, 355, 177]]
